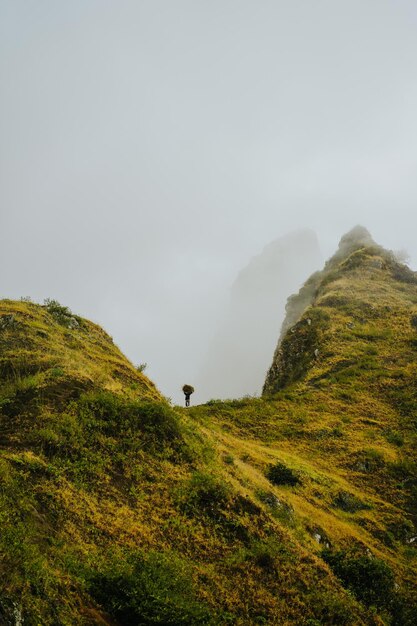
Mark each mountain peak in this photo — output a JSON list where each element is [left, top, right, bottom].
[[263, 227, 417, 396], [338, 224, 374, 250], [327, 225, 377, 267]]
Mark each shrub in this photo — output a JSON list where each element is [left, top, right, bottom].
[[178, 488, 253, 543], [353, 448, 385, 472], [391, 587, 417, 626], [0, 314, 18, 331], [266, 462, 300, 487], [247, 537, 286, 572], [388, 458, 417, 485], [386, 517, 414, 542], [177, 471, 230, 517], [306, 589, 355, 626], [322, 547, 395, 609], [33, 412, 85, 459], [205, 398, 223, 406], [32, 393, 185, 478], [385, 430, 404, 446], [76, 392, 182, 450], [229, 537, 287, 575], [132, 401, 182, 447], [332, 491, 370, 513], [88, 550, 214, 625], [256, 490, 294, 526], [43, 299, 80, 329]]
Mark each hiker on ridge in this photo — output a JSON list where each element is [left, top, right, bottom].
[[182, 384, 194, 407]]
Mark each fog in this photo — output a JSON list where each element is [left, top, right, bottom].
[[198, 229, 322, 401], [1, 1, 417, 404]]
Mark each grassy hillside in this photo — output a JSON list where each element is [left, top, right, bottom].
[[1, 230, 417, 624]]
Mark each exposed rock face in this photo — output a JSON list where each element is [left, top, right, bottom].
[[198, 229, 322, 400], [263, 225, 417, 395]]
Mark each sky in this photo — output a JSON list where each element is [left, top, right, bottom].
[[1, 0, 417, 403]]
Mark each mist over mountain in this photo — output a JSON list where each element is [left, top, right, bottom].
[[2, 1, 417, 409], [1, 226, 417, 624], [198, 229, 322, 401]]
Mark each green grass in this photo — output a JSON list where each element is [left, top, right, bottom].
[[1, 234, 417, 624]]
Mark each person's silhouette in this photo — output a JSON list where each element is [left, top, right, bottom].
[[182, 384, 194, 407]]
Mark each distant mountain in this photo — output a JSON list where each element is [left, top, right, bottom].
[[1, 227, 417, 625], [198, 229, 322, 400]]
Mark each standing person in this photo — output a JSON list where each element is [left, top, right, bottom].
[[182, 384, 194, 407]]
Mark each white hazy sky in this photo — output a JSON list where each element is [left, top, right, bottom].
[[1, 1, 417, 403]]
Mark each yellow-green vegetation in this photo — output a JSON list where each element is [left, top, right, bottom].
[[1, 228, 417, 624]]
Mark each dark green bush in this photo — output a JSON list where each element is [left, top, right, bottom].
[[89, 551, 215, 625], [228, 536, 293, 579], [30, 393, 185, 481], [76, 392, 183, 451], [176, 474, 252, 541], [205, 399, 223, 406], [332, 491, 370, 513], [34, 412, 85, 459], [256, 490, 294, 526], [390, 587, 417, 626], [44, 299, 81, 329], [246, 538, 284, 572], [178, 471, 230, 517], [353, 448, 385, 472], [266, 462, 300, 487], [386, 517, 414, 542], [385, 430, 404, 446], [388, 458, 417, 482], [322, 547, 395, 609], [306, 589, 355, 626]]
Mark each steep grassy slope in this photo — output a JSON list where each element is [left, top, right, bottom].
[[0, 298, 160, 407], [191, 227, 417, 622], [1, 230, 417, 625], [0, 302, 369, 626]]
